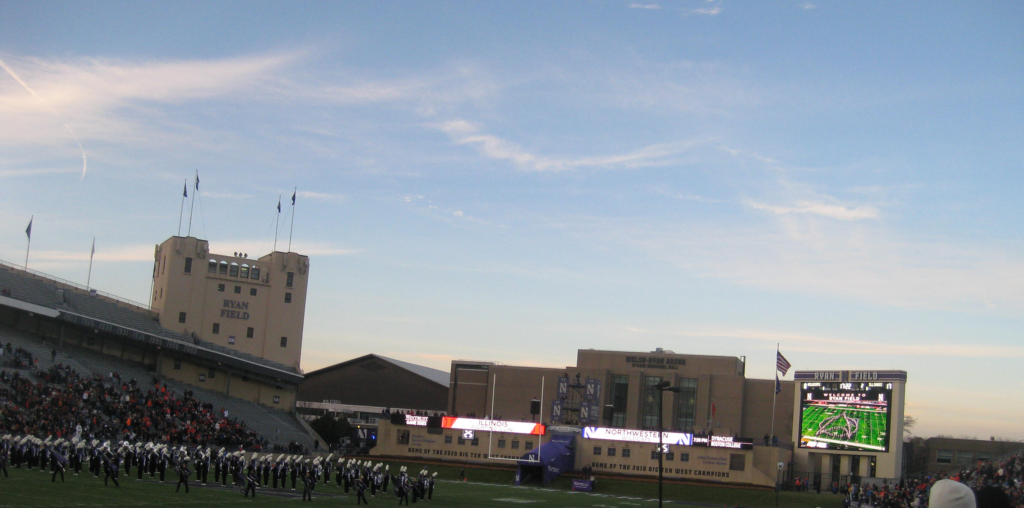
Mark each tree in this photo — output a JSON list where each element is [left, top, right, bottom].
[[309, 414, 352, 446]]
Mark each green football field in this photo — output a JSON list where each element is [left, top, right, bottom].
[[0, 460, 843, 508], [800, 404, 888, 451]]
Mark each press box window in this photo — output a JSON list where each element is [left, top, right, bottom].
[[593, 447, 602, 456], [607, 448, 616, 457], [285, 292, 292, 303], [665, 452, 674, 461], [239, 265, 249, 278], [511, 441, 520, 450], [173, 359, 181, 370], [497, 439, 506, 448], [621, 448, 631, 458], [178, 312, 186, 323], [936, 450, 953, 464], [250, 267, 260, 280], [729, 454, 746, 471], [471, 438, 480, 446], [280, 337, 288, 348], [184, 257, 192, 273], [229, 264, 239, 277], [208, 260, 217, 273], [217, 284, 225, 292], [444, 435, 452, 444], [246, 327, 254, 338], [250, 288, 257, 296], [457, 436, 465, 445], [679, 453, 689, 462], [287, 272, 294, 287], [651, 450, 660, 460], [212, 323, 220, 334], [234, 286, 241, 294]]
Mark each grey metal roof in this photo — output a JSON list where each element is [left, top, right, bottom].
[[373, 354, 450, 387]]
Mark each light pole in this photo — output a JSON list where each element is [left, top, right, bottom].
[[651, 380, 680, 508]]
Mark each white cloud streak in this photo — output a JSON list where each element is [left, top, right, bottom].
[[747, 200, 880, 221], [436, 119, 707, 172], [629, 3, 661, 9]]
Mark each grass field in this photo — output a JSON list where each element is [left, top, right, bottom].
[[800, 404, 888, 451], [0, 461, 843, 508]]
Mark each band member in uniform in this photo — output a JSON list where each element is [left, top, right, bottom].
[[244, 468, 259, 498], [175, 453, 192, 493]]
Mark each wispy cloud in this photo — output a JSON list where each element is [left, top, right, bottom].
[[628, 3, 661, 9], [625, 326, 1024, 359], [747, 200, 880, 221], [801, 2, 817, 9], [692, 7, 722, 15], [436, 119, 707, 172], [296, 191, 346, 202]]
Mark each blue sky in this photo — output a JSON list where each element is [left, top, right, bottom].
[[1, 1, 1022, 440]]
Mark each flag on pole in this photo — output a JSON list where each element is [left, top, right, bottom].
[[277, 198, 281, 213], [776, 351, 791, 376], [25, 217, 33, 239], [90, 238, 96, 259], [195, 172, 200, 190], [183, 182, 188, 198], [291, 190, 296, 206], [775, 374, 781, 395]]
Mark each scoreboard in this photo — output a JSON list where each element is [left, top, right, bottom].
[[798, 381, 893, 452]]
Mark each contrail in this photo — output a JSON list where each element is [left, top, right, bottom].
[[0, 57, 88, 180]]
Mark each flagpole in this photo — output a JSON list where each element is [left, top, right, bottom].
[[187, 170, 198, 237], [273, 196, 281, 252], [288, 187, 296, 252], [770, 343, 778, 445], [25, 215, 33, 269], [178, 179, 187, 236], [87, 237, 95, 290]]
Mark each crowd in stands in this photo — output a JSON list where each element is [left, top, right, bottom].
[[0, 363, 269, 450], [804, 448, 1024, 508]]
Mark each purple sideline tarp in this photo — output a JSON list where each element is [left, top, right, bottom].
[[515, 433, 576, 485], [572, 479, 594, 491]]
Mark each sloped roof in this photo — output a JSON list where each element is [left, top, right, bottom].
[[306, 354, 450, 388], [374, 354, 450, 387]]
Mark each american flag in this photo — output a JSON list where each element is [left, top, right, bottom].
[[776, 351, 791, 376]]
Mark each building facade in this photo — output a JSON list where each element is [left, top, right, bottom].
[[151, 236, 309, 370]]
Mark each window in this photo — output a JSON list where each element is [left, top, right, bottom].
[[287, 271, 294, 287], [217, 284, 225, 292], [219, 261, 228, 275], [250, 288, 257, 296], [239, 264, 249, 278], [184, 257, 193, 273], [234, 286, 241, 294], [246, 327, 254, 338], [251, 266, 260, 280], [444, 435, 452, 444], [936, 450, 953, 464], [397, 430, 410, 445], [651, 450, 660, 460], [956, 452, 974, 466], [471, 438, 479, 446], [607, 448, 616, 457], [273, 395, 280, 404], [593, 447, 602, 456], [679, 453, 689, 462], [457, 436, 465, 445], [497, 439, 506, 448], [280, 336, 288, 348], [199, 374, 206, 382], [621, 448, 631, 458], [212, 323, 220, 334], [209, 368, 216, 379], [285, 292, 292, 303], [525, 441, 533, 450], [676, 378, 698, 432], [611, 374, 629, 428], [729, 454, 746, 471], [511, 441, 520, 450], [208, 260, 217, 273], [665, 452, 674, 461], [642, 376, 663, 429], [229, 263, 239, 277], [173, 359, 181, 370], [162, 256, 166, 275], [178, 312, 186, 323]]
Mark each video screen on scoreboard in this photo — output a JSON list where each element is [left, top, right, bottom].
[[798, 382, 892, 452]]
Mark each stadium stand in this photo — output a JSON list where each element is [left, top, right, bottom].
[[0, 321, 315, 450]]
